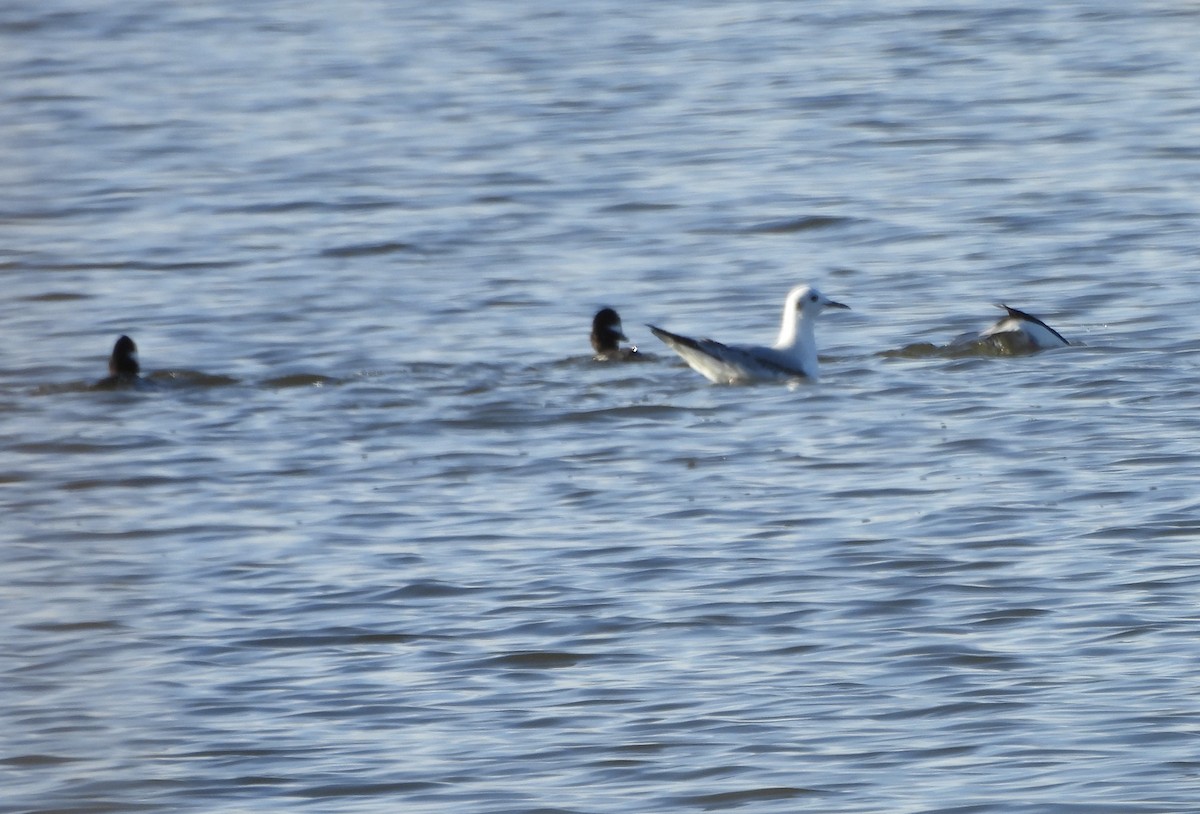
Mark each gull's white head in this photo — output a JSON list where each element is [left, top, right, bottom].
[[786, 285, 850, 318], [773, 284, 849, 353]]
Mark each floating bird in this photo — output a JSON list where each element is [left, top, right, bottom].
[[95, 335, 140, 388], [591, 307, 641, 361], [648, 285, 848, 383], [975, 305, 1069, 354], [108, 335, 140, 379]]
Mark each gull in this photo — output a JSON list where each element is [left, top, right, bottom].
[[648, 285, 848, 383], [590, 307, 642, 361], [976, 304, 1069, 354]]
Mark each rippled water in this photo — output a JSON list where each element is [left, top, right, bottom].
[[5, 2, 1200, 812]]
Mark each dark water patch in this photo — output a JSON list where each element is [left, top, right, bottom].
[[876, 699, 1028, 723], [696, 214, 858, 235], [224, 199, 337, 214], [295, 781, 446, 798], [844, 596, 929, 619], [225, 198, 402, 214], [598, 201, 680, 214], [480, 650, 594, 669], [441, 401, 547, 429], [237, 629, 423, 649], [1111, 453, 1198, 468], [972, 213, 1051, 233], [319, 241, 419, 258], [0, 10, 93, 35], [831, 486, 941, 499], [60, 473, 199, 492], [61, 523, 284, 543], [230, 775, 289, 787], [890, 646, 1029, 672], [18, 259, 241, 273], [790, 88, 883, 109], [963, 174, 1017, 187], [762, 517, 846, 534], [382, 580, 484, 600], [1065, 488, 1144, 503], [23, 620, 126, 633], [478, 171, 549, 187], [415, 458, 529, 482], [1086, 520, 1200, 540], [798, 458, 876, 473], [0, 206, 104, 221], [664, 453, 733, 469], [0, 753, 86, 767], [8, 91, 93, 105], [183, 745, 318, 761], [558, 544, 641, 562], [19, 291, 91, 302], [973, 607, 1052, 627], [12, 439, 164, 455], [138, 260, 246, 273], [560, 403, 692, 423], [933, 437, 1015, 455], [675, 786, 826, 808], [480, 294, 551, 309], [875, 135, 998, 150], [1150, 145, 1200, 161]]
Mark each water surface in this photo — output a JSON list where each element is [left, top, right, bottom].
[[4, 2, 1200, 812]]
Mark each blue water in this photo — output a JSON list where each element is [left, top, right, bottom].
[[4, 2, 1200, 812]]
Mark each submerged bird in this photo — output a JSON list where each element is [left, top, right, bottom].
[[590, 307, 641, 361], [974, 304, 1069, 354], [95, 335, 140, 387], [648, 284, 849, 384]]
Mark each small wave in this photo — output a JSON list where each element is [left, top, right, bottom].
[[237, 629, 422, 649], [480, 650, 592, 669], [20, 291, 91, 302], [320, 241, 418, 258], [296, 781, 444, 799], [690, 214, 859, 236], [382, 580, 482, 600], [229, 197, 402, 215], [677, 787, 825, 807], [743, 214, 857, 233], [561, 404, 692, 423], [18, 259, 240, 273], [0, 754, 84, 767], [599, 201, 680, 213]]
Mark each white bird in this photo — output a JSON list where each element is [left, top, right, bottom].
[[977, 304, 1069, 353], [648, 285, 849, 384]]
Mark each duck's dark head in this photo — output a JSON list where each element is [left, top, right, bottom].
[[590, 307, 628, 355], [109, 335, 140, 379]]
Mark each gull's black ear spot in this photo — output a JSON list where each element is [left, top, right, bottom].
[[809, 293, 818, 302]]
